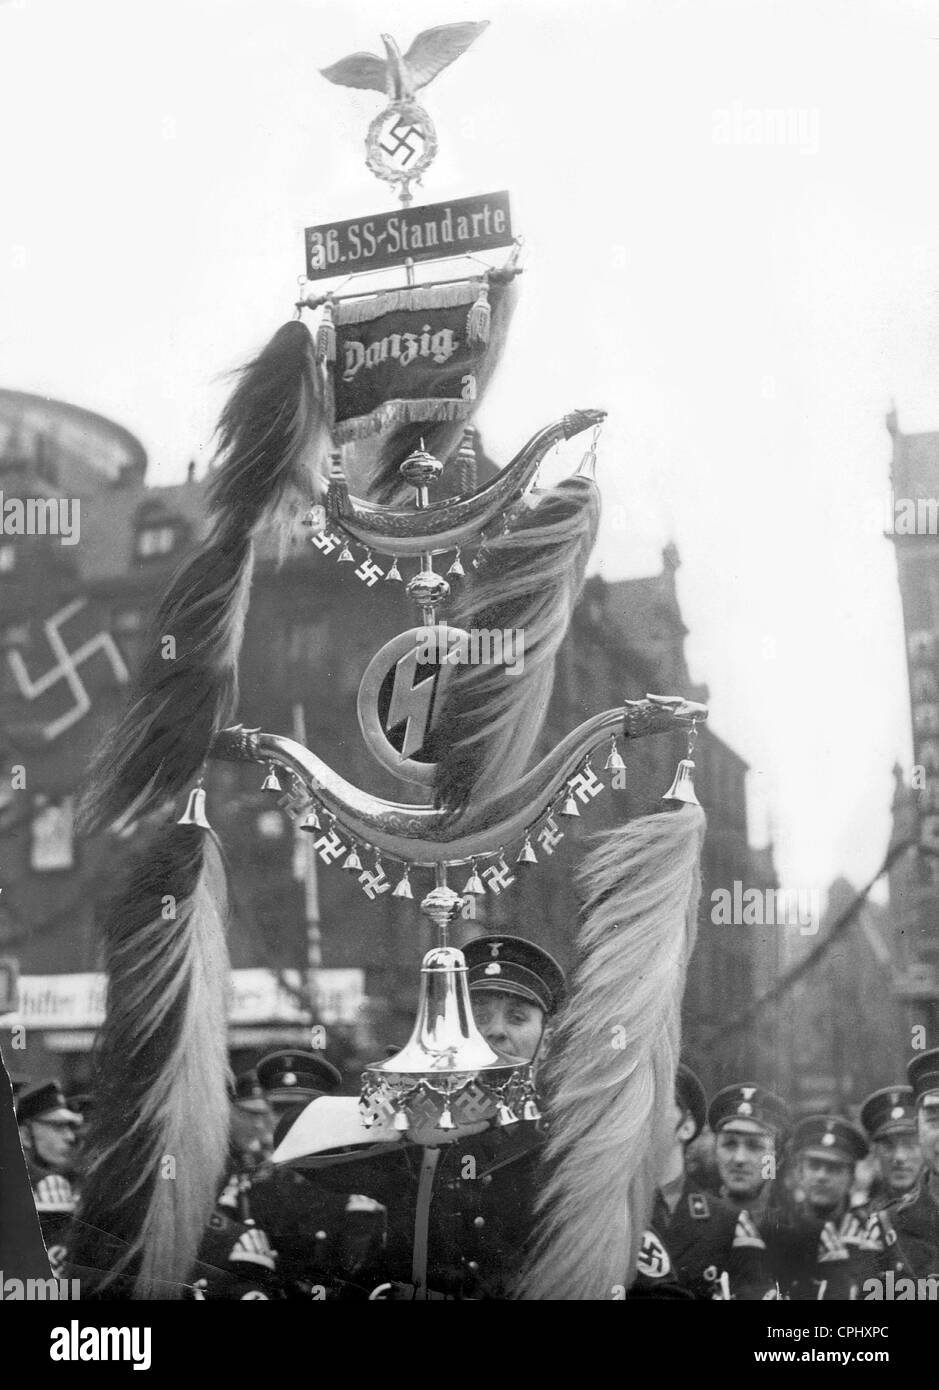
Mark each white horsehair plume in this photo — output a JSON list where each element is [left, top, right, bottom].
[[515, 803, 706, 1300]]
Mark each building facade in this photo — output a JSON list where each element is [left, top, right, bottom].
[[887, 408, 939, 1038]]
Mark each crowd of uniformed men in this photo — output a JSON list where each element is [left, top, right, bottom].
[[13, 934, 939, 1299]]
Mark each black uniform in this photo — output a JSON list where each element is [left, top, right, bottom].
[[285, 1118, 542, 1299], [234, 1162, 379, 1297], [866, 1182, 939, 1287], [189, 1208, 283, 1301], [766, 1200, 875, 1300], [25, 1156, 78, 1277], [636, 1186, 774, 1300], [863, 1049, 939, 1290]]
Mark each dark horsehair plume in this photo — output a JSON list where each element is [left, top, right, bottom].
[[72, 321, 325, 1298], [79, 320, 327, 835], [68, 823, 230, 1298], [425, 474, 600, 816], [516, 804, 706, 1300], [368, 275, 520, 505]]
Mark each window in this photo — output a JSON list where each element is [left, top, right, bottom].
[[256, 810, 285, 839], [135, 526, 176, 558], [113, 609, 143, 633], [286, 616, 329, 665], [30, 797, 75, 872]]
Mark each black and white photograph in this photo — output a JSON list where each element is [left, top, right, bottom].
[[1, 0, 938, 1361]]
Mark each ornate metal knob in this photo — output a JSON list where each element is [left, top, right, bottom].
[[399, 446, 444, 488], [406, 570, 451, 606], [420, 886, 464, 932]]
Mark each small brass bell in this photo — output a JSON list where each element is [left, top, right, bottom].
[[393, 1108, 410, 1132], [299, 806, 320, 832], [496, 1103, 518, 1127], [261, 763, 282, 793], [177, 785, 210, 829], [516, 836, 538, 865], [447, 550, 465, 579], [604, 735, 626, 772], [337, 543, 355, 563], [384, 558, 402, 582], [392, 867, 413, 899], [462, 861, 486, 895], [662, 758, 701, 807], [343, 844, 363, 871], [560, 789, 580, 817], [437, 1105, 455, 1131], [522, 1098, 542, 1122]]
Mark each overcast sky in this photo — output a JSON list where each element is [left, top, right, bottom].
[[2, 0, 937, 905]]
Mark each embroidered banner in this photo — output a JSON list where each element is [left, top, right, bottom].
[[326, 279, 501, 443]]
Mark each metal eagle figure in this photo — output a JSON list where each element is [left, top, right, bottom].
[[320, 22, 490, 101], [64, 17, 709, 1302]]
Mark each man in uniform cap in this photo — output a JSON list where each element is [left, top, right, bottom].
[[229, 1070, 275, 1169], [633, 1064, 774, 1299], [256, 1050, 342, 1120], [860, 1086, 922, 1208], [16, 1080, 82, 1274], [775, 1114, 874, 1300], [705, 1082, 793, 1297], [270, 934, 566, 1298], [214, 1053, 347, 1297], [708, 1083, 790, 1217], [462, 934, 564, 1069], [867, 1049, 939, 1286]]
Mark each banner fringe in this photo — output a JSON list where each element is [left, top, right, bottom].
[[334, 280, 483, 325], [335, 397, 473, 442]]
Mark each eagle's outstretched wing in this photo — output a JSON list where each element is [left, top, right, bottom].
[[319, 51, 388, 93], [403, 21, 489, 92]]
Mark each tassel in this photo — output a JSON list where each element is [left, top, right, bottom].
[[67, 823, 231, 1298], [515, 805, 706, 1301], [466, 279, 491, 345], [425, 476, 600, 817], [316, 297, 336, 364], [79, 320, 329, 835]]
